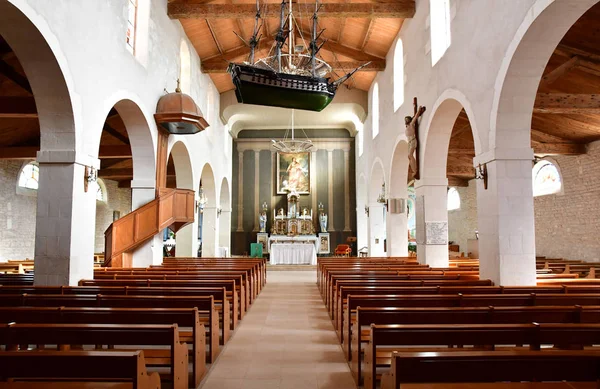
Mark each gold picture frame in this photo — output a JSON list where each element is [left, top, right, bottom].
[[277, 152, 310, 194]]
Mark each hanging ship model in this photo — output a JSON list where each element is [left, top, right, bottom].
[[227, 0, 370, 112]]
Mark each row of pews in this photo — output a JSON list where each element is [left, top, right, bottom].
[[0, 256, 266, 388], [318, 256, 600, 389]]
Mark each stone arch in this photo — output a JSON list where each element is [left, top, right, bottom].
[[169, 141, 195, 256], [490, 0, 599, 151], [387, 139, 409, 257], [369, 159, 386, 256], [218, 177, 231, 256], [0, 1, 77, 153], [420, 90, 481, 180], [199, 163, 217, 257]]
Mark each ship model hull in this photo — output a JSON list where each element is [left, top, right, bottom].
[[228, 63, 335, 112]]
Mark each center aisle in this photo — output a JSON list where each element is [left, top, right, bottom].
[[200, 270, 356, 389]]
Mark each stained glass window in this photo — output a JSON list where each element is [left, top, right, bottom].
[[533, 160, 562, 197], [447, 187, 460, 211], [430, 0, 451, 66], [372, 82, 379, 139], [18, 162, 39, 190], [126, 0, 138, 54]]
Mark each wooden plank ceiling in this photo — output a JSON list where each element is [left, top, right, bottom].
[[170, 0, 413, 92], [446, 2, 600, 186]]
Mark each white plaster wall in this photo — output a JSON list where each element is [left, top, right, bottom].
[[448, 180, 478, 256], [534, 142, 600, 262], [7, 0, 233, 261], [94, 180, 132, 253], [0, 161, 36, 261]]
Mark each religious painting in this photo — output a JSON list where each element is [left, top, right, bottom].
[[257, 233, 269, 254], [319, 233, 330, 254], [277, 152, 310, 194]]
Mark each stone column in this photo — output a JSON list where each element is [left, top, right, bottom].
[[311, 151, 317, 214], [218, 209, 232, 256], [202, 206, 218, 257], [131, 180, 162, 265], [34, 153, 97, 285], [344, 150, 351, 232], [327, 149, 334, 232], [415, 178, 449, 268], [474, 149, 536, 285], [271, 151, 276, 214], [236, 150, 244, 232], [253, 150, 260, 232], [368, 203, 386, 256]]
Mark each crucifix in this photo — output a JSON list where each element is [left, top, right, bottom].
[[405, 97, 426, 180]]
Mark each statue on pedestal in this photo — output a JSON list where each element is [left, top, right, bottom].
[[259, 211, 267, 233], [318, 202, 328, 233]]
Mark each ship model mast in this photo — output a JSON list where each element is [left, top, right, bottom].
[[227, 0, 370, 112]]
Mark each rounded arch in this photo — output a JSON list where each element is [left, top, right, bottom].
[[169, 141, 194, 190], [218, 177, 231, 256], [490, 0, 599, 151], [420, 90, 480, 180], [0, 1, 76, 153], [532, 158, 563, 197], [199, 163, 218, 257], [101, 96, 157, 185], [369, 159, 386, 257], [96, 178, 108, 203], [369, 158, 386, 201]]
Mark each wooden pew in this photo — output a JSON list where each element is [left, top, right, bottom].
[[0, 284, 236, 333], [81, 278, 245, 321], [351, 305, 600, 385], [0, 350, 161, 389], [0, 323, 188, 389], [0, 294, 220, 364], [0, 263, 24, 274], [0, 306, 206, 387], [0, 273, 33, 285], [365, 323, 600, 389], [380, 350, 600, 389]]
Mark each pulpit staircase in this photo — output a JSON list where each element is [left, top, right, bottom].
[[104, 188, 195, 267]]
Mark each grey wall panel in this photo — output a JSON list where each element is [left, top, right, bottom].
[[316, 149, 329, 215], [332, 149, 345, 231], [231, 149, 239, 231], [242, 151, 255, 232]]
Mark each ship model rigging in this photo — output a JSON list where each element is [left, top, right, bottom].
[[227, 0, 370, 112]]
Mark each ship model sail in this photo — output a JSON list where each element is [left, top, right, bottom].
[[227, 0, 370, 112]]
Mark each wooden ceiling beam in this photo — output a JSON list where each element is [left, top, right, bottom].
[[0, 60, 32, 94], [530, 129, 571, 144], [539, 56, 579, 88], [446, 165, 475, 176], [0, 145, 133, 160], [201, 59, 385, 73], [319, 35, 384, 62], [103, 124, 130, 146], [447, 148, 475, 155], [450, 123, 471, 139], [100, 168, 175, 179], [360, 19, 376, 51], [206, 20, 224, 55], [532, 141, 586, 156], [0, 96, 37, 118], [534, 93, 600, 114], [447, 176, 470, 187], [169, 2, 416, 19]]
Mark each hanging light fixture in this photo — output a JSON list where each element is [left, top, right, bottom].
[[271, 109, 315, 153]]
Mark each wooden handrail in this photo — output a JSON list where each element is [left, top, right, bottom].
[[104, 188, 195, 267]]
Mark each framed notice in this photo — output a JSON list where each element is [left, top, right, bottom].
[[318, 233, 330, 254], [277, 152, 310, 194]]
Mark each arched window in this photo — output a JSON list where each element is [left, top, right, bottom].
[[18, 162, 39, 190], [372, 82, 379, 139], [447, 187, 460, 211], [430, 0, 452, 66], [532, 160, 562, 197], [126, 0, 138, 54], [179, 40, 191, 93], [96, 178, 107, 202], [393, 39, 404, 112]]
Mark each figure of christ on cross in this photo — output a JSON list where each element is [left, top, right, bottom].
[[405, 97, 426, 180]]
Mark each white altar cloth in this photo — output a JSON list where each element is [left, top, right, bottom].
[[270, 243, 317, 265], [268, 235, 318, 252]]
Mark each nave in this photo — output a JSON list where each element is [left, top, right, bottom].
[[200, 270, 355, 389]]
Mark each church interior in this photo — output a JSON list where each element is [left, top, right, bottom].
[[1, 0, 600, 387]]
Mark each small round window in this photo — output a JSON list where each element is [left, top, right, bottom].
[[447, 187, 460, 211], [532, 160, 561, 197]]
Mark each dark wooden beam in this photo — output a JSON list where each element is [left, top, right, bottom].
[[99, 145, 133, 159], [0, 96, 37, 118], [447, 148, 475, 155], [447, 165, 475, 176], [532, 141, 586, 156], [201, 59, 385, 73], [360, 19, 376, 51], [103, 124, 130, 145], [530, 129, 571, 144], [534, 93, 600, 114], [169, 2, 416, 19], [447, 176, 470, 187], [0, 60, 32, 94], [0, 145, 133, 160], [320, 35, 385, 62], [206, 19, 224, 55], [100, 168, 175, 179], [539, 56, 579, 88]]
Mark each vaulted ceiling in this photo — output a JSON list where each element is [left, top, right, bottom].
[[170, 0, 414, 92]]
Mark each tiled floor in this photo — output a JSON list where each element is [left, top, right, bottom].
[[199, 270, 356, 389]]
